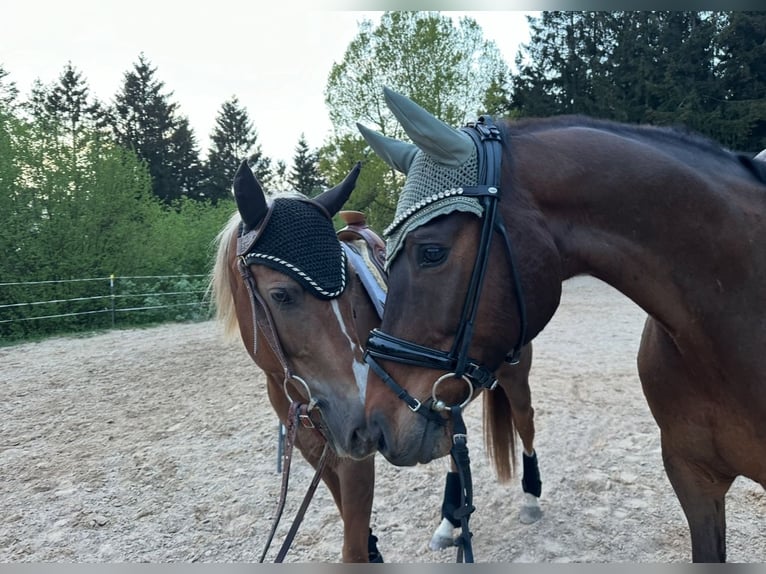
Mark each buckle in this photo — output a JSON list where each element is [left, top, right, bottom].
[[453, 433, 468, 444], [408, 397, 422, 412], [299, 412, 316, 429]]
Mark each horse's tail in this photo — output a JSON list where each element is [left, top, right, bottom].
[[207, 212, 242, 342], [482, 383, 517, 484]]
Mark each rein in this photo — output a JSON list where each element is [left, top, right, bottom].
[[236, 218, 328, 563], [258, 400, 330, 563], [363, 116, 529, 562], [238, 212, 386, 563]]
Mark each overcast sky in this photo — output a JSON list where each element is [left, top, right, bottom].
[[2, 3, 536, 165]]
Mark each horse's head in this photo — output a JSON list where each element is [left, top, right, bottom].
[[219, 161, 380, 460], [357, 88, 561, 466]]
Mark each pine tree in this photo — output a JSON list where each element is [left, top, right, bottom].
[[0, 64, 18, 110], [271, 160, 289, 193], [109, 53, 203, 204], [45, 62, 104, 148], [204, 95, 270, 203], [287, 134, 325, 197], [715, 11, 766, 152], [168, 116, 205, 199]]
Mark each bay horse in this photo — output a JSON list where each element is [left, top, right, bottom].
[[209, 160, 542, 562], [356, 87, 766, 563]]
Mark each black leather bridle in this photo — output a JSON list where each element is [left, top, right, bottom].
[[363, 116, 528, 562], [364, 116, 528, 419]]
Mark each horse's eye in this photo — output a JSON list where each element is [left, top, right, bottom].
[[419, 245, 447, 267], [270, 288, 293, 305]]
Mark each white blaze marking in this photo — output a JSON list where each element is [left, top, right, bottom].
[[330, 300, 368, 403]]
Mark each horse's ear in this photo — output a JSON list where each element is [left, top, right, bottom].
[[313, 162, 361, 217], [382, 86, 474, 167], [357, 122, 418, 174], [233, 159, 268, 230]]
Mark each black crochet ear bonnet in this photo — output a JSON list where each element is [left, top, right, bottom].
[[240, 197, 346, 299]]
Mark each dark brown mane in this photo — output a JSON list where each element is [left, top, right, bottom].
[[500, 115, 766, 184]]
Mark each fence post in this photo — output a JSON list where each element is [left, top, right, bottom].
[[110, 273, 115, 327]]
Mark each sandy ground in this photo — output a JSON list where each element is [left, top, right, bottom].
[[1, 276, 763, 563]]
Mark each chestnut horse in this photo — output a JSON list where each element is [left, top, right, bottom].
[[357, 87, 766, 563], [209, 161, 542, 562]]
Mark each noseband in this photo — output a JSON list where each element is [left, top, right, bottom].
[[364, 116, 528, 417], [362, 117, 528, 563]]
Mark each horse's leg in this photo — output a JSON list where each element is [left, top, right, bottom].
[[492, 346, 542, 525], [429, 458, 462, 550], [430, 348, 543, 552], [294, 430, 380, 562], [332, 455, 381, 562], [638, 318, 734, 563], [500, 356, 543, 525], [659, 436, 732, 562]]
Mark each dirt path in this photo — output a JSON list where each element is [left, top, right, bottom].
[[1, 276, 763, 562]]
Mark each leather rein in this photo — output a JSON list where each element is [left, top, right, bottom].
[[236, 225, 327, 563], [236, 212, 385, 563], [363, 116, 529, 562]]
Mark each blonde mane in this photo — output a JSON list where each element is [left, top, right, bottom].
[[208, 211, 242, 342], [208, 191, 309, 341]]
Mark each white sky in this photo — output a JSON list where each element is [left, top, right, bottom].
[[2, 3, 536, 165]]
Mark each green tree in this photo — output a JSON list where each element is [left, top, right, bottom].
[[327, 12, 509, 137], [204, 95, 270, 203], [641, 12, 721, 134], [271, 159, 289, 193], [318, 134, 396, 232], [714, 11, 766, 152], [0, 64, 18, 110], [45, 62, 105, 143], [511, 11, 624, 118], [288, 133, 325, 197], [109, 53, 203, 204], [324, 11, 509, 230], [167, 115, 205, 200], [509, 11, 734, 141]]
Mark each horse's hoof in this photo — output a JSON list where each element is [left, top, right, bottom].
[[429, 534, 455, 551], [519, 504, 543, 524]]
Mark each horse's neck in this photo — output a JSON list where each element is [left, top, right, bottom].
[[516, 128, 766, 345]]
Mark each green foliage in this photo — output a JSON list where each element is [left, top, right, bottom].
[[0, 106, 230, 342], [509, 11, 766, 153], [326, 12, 509, 137], [324, 11, 509, 230], [109, 53, 204, 204], [319, 135, 399, 233], [204, 95, 270, 203], [288, 134, 325, 197], [0, 64, 19, 111], [3, 10, 766, 343], [146, 195, 236, 276]]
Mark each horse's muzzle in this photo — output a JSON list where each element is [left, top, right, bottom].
[[368, 407, 449, 466]]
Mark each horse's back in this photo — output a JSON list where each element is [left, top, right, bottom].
[[737, 151, 766, 186]]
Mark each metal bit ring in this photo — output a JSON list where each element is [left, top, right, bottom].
[[431, 372, 473, 412], [283, 374, 312, 404]]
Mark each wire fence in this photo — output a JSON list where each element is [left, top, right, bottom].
[[0, 273, 212, 342]]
